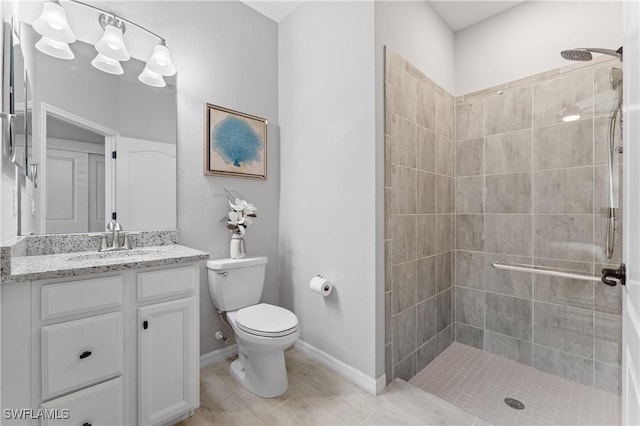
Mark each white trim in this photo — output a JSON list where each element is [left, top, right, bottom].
[[199, 344, 238, 369], [293, 339, 385, 395]]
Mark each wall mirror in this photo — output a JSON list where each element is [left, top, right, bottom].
[[11, 5, 177, 235]]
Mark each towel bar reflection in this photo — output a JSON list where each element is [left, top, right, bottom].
[[491, 262, 601, 282]]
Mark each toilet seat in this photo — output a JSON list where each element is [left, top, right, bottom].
[[229, 303, 298, 338]]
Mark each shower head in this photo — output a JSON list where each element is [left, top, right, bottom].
[[560, 47, 623, 62]]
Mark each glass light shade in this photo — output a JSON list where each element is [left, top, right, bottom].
[[35, 36, 74, 60], [91, 53, 124, 75], [33, 2, 76, 43], [95, 24, 130, 61], [146, 44, 176, 76], [138, 66, 166, 88]]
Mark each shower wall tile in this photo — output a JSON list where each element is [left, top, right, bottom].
[[594, 115, 623, 165], [455, 323, 484, 350], [595, 362, 621, 394], [435, 215, 453, 253], [385, 135, 392, 187], [533, 119, 593, 170], [455, 176, 484, 214], [435, 92, 454, 139], [385, 292, 392, 345], [594, 312, 622, 365], [392, 260, 417, 314], [455, 214, 484, 251], [417, 256, 437, 302], [392, 165, 417, 214], [594, 270, 623, 315], [533, 70, 594, 126], [437, 289, 453, 333], [416, 338, 437, 372], [417, 171, 436, 214], [485, 173, 532, 214], [533, 214, 593, 262], [455, 286, 484, 328], [485, 293, 532, 341], [391, 114, 417, 168], [455, 251, 484, 290], [484, 254, 533, 299], [417, 82, 435, 131], [485, 331, 533, 366], [385, 50, 455, 381], [416, 215, 436, 258], [533, 344, 593, 387], [435, 136, 453, 176], [484, 214, 532, 256], [455, 138, 484, 177], [417, 297, 437, 345], [396, 352, 416, 381], [533, 167, 593, 214], [594, 164, 623, 213], [393, 307, 417, 363], [436, 175, 453, 214], [533, 302, 593, 358], [534, 275, 594, 310], [417, 128, 436, 172], [392, 215, 417, 264], [436, 252, 453, 293], [485, 86, 532, 135], [455, 98, 484, 141], [485, 129, 532, 174]]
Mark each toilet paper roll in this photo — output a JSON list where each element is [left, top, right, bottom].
[[309, 276, 333, 296]]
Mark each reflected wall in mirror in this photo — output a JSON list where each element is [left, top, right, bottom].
[[16, 11, 177, 235]]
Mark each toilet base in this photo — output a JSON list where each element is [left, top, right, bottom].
[[230, 347, 289, 398]]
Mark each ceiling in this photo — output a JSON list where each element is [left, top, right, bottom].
[[241, 1, 525, 29], [428, 1, 526, 31]]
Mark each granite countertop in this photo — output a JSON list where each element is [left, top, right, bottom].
[[3, 245, 209, 283]]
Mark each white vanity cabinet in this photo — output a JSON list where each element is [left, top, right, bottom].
[[1, 263, 201, 426]]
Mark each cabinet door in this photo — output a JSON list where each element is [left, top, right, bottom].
[[138, 297, 197, 426]]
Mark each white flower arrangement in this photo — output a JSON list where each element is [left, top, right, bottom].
[[224, 189, 257, 237]]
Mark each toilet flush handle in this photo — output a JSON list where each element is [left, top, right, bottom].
[[217, 271, 229, 277]]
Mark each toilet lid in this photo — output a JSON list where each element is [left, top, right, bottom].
[[234, 303, 298, 337]]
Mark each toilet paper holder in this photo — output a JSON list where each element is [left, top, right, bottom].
[[316, 275, 331, 292]]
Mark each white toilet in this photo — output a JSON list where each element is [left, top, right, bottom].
[[206, 256, 299, 398]]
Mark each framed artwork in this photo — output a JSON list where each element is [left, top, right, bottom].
[[204, 103, 267, 179]]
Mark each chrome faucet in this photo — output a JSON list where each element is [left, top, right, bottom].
[[101, 220, 130, 252]]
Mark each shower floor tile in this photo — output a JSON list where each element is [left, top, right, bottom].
[[409, 342, 621, 426]]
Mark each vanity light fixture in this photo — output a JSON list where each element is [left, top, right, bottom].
[[32, 1, 76, 60], [94, 14, 130, 62], [91, 53, 124, 75], [32, 0, 175, 87], [138, 66, 166, 88]]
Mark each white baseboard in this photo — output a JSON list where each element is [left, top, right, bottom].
[[294, 339, 386, 395], [200, 344, 238, 368]]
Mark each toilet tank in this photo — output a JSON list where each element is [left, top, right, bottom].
[[206, 256, 267, 311]]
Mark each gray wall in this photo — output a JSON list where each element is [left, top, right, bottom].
[[83, 1, 280, 356], [384, 49, 455, 382], [453, 58, 623, 394]]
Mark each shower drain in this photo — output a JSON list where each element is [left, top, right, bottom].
[[504, 398, 525, 410]]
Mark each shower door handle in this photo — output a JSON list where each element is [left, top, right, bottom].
[[601, 263, 626, 286]]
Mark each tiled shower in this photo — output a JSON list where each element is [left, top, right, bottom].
[[384, 49, 623, 396]]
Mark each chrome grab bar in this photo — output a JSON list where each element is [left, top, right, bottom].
[[491, 262, 601, 282]]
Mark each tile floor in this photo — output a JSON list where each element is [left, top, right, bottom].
[[409, 342, 622, 426], [177, 349, 479, 425]]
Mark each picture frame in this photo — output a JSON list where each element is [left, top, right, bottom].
[[204, 103, 267, 179]]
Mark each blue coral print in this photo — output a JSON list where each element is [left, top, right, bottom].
[[212, 116, 262, 168]]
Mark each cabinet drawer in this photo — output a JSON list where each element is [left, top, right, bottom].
[[42, 312, 123, 399], [137, 266, 196, 302], [42, 276, 123, 320], [41, 377, 123, 426]]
